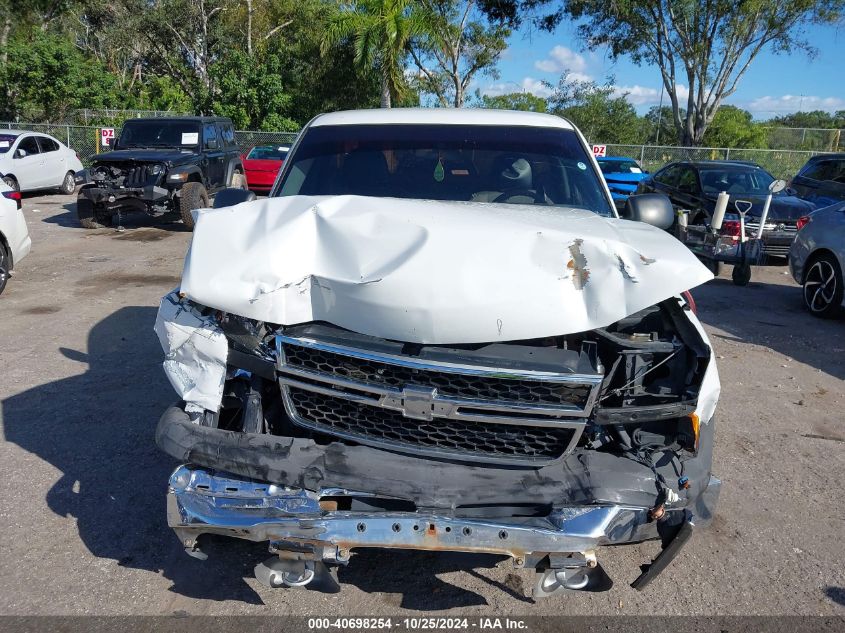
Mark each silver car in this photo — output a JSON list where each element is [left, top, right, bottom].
[[789, 201, 845, 317]]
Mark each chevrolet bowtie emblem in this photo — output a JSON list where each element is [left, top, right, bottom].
[[394, 386, 437, 420]]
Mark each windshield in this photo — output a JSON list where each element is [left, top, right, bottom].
[[699, 167, 775, 195], [116, 120, 201, 149], [275, 124, 614, 216], [0, 134, 17, 153], [247, 145, 289, 160], [597, 159, 642, 175]]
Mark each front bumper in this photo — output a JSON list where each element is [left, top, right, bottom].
[[78, 184, 169, 207], [167, 464, 720, 587]]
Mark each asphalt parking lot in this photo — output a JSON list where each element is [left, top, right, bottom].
[[0, 192, 843, 616]]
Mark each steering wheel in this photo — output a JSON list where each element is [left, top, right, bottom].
[[493, 188, 548, 204]]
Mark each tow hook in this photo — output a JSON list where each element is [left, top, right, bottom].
[[533, 551, 613, 597], [254, 557, 341, 593]]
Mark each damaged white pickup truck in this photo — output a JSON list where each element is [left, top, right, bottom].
[[154, 109, 720, 596]]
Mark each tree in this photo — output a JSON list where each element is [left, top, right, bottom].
[[548, 75, 645, 144], [322, 0, 428, 108], [210, 51, 298, 130], [702, 105, 766, 148], [478, 91, 548, 111], [408, 0, 509, 108], [0, 30, 121, 121], [643, 105, 680, 145], [483, 0, 845, 145]]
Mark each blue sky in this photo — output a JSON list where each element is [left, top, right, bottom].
[[480, 20, 845, 119]]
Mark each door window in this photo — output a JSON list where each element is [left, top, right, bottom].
[[17, 136, 41, 155], [828, 160, 845, 184], [655, 165, 681, 187], [219, 124, 236, 147], [203, 124, 219, 149], [800, 160, 835, 182], [36, 136, 60, 152], [676, 167, 699, 193]]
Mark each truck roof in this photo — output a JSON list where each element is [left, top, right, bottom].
[[123, 116, 232, 124], [310, 108, 574, 130]]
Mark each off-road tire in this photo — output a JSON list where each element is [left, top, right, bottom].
[[60, 171, 76, 195], [0, 241, 10, 296], [179, 182, 210, 230], [76, 197, 112, 229], [2, 175, 18, 191], [803, 252, 844, 319]]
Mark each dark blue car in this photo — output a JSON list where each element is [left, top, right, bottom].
[[596, 156, 648, 210]]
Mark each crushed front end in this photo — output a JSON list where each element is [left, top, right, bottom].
[[155, 291, 720, 596]]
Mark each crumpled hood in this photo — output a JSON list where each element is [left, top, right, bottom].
[[180, 195, 713, 344]]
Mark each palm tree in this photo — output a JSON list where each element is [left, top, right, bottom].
[[322, 0, 428, 108]]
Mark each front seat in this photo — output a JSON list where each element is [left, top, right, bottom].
[[473, 156, 535, 203], [341, 149, 391, 197]]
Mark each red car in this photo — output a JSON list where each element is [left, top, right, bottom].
[[241, 145, 289, 193]]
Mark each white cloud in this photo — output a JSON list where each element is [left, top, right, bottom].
[[565, 72, 593, 84], [611, 83, 689, 106], [520, 77, 554, 98], [746, 94, 845, 115], [534, 45, 589, 75], [481, 76, 554, 99]]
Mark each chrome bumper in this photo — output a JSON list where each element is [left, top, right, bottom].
[[167, 465, 721, 567]]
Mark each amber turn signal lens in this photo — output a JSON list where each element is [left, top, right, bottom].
[[689, 412, 700, 451]]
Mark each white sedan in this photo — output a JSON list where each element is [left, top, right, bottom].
[[0, 130, 84, 194], [0, 178, 32, 295]]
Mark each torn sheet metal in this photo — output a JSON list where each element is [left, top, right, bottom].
[[179, 195, 713, 345], [154, 292, 228, 413]]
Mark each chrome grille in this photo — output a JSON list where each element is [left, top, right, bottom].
[[744, 221, 797, 235], [275, 334, 603, 465]]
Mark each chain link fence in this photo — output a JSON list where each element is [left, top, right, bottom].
[[603, 144, 828, 180], [1, 120, 830, 179], [761, 127, 843, 152], [1, 122, 298, 166]]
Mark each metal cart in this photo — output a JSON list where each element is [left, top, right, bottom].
[[676, 180, 786, 287]]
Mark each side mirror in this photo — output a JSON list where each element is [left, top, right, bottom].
[[14, 148, 26, 158], [625, 193, 675, 230], [206, 138, 218, 150], [769, 179, 787, 193], [213, 187, 256, 209]]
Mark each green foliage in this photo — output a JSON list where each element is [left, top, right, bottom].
[[322, 0, 428, 107], [766, 110, 845, 129], [548, 76, 645, 144], [211, 51, 297, 131], [702, 106, 767, 148], [643, 106, 680, 145], [0, 30, 122, 121], [482, 0, 845, 145], [478, 91, 548, 112]]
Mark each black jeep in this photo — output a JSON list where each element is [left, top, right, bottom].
[[76, 116, 245, 230]]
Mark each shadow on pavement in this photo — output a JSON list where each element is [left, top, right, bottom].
[[2, 306, 514, 609], [42, 201, 191, 232], [693, 274, 845, 380], [1, 306, 265, 605], [337, 550, 530, 609]]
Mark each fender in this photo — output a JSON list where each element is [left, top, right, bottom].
[[167, 165, 205, 188], [223, 157, 245, 187]]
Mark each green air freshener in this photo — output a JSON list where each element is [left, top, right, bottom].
[[433, 158, 445, 182]]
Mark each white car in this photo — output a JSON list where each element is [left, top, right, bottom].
[[0, 178, 32, 295], [0, 130, 84, 194], [154, 109, 721, 596]]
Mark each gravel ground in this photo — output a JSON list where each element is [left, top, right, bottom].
[[0, 192, 843, 616]]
